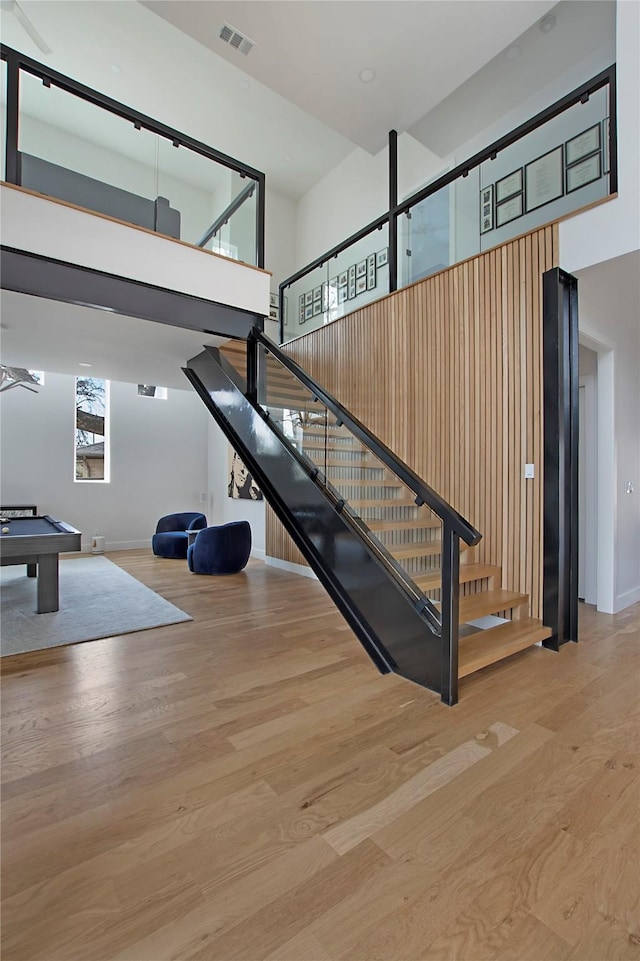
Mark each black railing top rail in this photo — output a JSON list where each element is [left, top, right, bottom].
[[197, 180, 256, 249], [250, 328, 481, 547], [0, 43, 265, 182], [279, 63, 616, 301]]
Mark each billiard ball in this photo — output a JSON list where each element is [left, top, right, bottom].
[[2, 527, 9, 533]]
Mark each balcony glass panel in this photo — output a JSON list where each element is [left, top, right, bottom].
[[281, 223, 389, 344], [18, 70, 158, 225], [479, 85, 610, 251]]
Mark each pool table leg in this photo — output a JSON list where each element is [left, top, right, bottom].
[[37, 553, 59, 613]]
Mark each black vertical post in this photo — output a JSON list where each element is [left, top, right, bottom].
[[246, 332, 258, 405], [542, 268, 579, 649], [4, 54, 20, 184], [608, 64, 618, 195], [256, 172, 266, 269], [440, 521, 460, 705], [388, 129, 398, 294]]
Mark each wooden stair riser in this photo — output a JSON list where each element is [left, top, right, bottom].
[[458, 618, 552, 678]]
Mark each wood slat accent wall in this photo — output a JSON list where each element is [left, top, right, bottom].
[[266, 224, 558, 620]]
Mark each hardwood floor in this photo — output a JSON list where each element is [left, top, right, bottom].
[[2, 549, 639, 961]]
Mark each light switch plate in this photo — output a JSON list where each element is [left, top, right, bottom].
[[525, 463, 535, 479]]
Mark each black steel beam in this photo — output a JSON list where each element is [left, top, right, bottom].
[[0, 246, 264, 340]]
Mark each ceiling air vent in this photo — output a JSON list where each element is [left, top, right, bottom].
[[219, 23, 255, 56]]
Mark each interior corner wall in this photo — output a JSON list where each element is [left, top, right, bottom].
[[265, 187, 297, 291], [206, 417, 265, 558], [0, 373, 209, 550], [294, 135, 443, 270]]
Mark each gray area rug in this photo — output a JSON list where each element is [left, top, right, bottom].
[[0, 555, 192, 657]]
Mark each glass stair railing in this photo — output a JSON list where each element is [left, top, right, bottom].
[[184, 330, 480, 705]]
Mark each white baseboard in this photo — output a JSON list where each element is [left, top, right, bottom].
[[250, 548, 266, 561], [264, 556, 317, 579], [614, 586, 640, 612], [82, 540, 151, 552]]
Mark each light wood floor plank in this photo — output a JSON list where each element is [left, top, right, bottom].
[[1, 550, 638, 961]]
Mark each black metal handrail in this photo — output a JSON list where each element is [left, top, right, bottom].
[[196, 180, 256, 249], [248, 328, 481, 548], [0, 44, 266, 267], [278, 64, 616, 336]]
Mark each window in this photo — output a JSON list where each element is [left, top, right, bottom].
[[75, 377, 109, 482], [0, 367, 44, 391], [137, 385, 167, 399]]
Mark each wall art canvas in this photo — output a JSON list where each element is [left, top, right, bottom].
[[228, 448, 262, 500]]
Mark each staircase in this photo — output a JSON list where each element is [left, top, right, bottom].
[[219, 338, 551, 682]]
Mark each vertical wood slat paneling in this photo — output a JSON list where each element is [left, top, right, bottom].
[[267, 226, 558, 620]]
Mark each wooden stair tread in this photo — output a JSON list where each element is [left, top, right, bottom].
[[347, 497, 417, 509], [368, 517, 440, 532], [458, 617, 552, 678], [414, 563, 500, 592], [458, 589, 528, 623]]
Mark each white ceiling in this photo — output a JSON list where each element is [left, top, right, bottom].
[[0, 291, 224, 388], [141, 0, 558, 155]]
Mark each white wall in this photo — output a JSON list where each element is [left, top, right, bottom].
[[0, 372, 209, 551], [206, 419, 266, 557]]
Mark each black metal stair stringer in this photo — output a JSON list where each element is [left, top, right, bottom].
[[184, 346, 445, 695]]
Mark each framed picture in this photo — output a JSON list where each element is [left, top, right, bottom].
[[269, 292, 278, 308], [338, 288, 347, 304], [479, 184, 494, 234], [313, 286, 322, 302], [356, 276, 367, 295], [269, 306, 278, 321], [566, 153, 601, 194], [312, 300, 322, 316], [304, 290, 313, 306], [525, 146, 563, 213], [376, 248, 388, 268], [299, 294, 305, 312], [356, 260, 366, 278], [0, 505, 37, 518], [304, 304, 313, 320], [367, 263, 376, 290], [602, 117, 610, 174], [495, 168, 523, 203], [348, 264, 356, 285], [338, 271, 348, 287], [565, 124, 601, 166], [496, 194, 523, 227], [367, 253, 376, 272], [228, 448, 262, 500], [348, 281, 356, 300]]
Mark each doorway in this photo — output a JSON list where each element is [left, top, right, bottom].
[[578, 345, 598, 604]]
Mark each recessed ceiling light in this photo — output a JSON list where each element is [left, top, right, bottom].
[[505, 45, 521, 60], [110, 64, 122, 75], [239, 79, 249, 91], [359, 67, 376, 84], [283, 154, 293, 162], [539, 13, 556, 34], [78, 362, 92, 367]]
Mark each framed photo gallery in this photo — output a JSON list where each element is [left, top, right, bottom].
[[479, 117, 608, 235], [297, 247, 388, 325]]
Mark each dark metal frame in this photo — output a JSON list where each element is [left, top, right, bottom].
[[0, 245, 264, 340], [542, 267, 579, 650], [0, 44, 265, 268], [278, 64, 616, 342]]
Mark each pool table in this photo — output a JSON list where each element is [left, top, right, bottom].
[[0, 515, 82, 613]]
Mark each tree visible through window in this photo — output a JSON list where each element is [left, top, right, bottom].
[[75, 377, 109, 481]]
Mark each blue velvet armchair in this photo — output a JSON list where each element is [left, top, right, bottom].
[[187, 521, 252, 575], [152, 512, 207, 559]]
